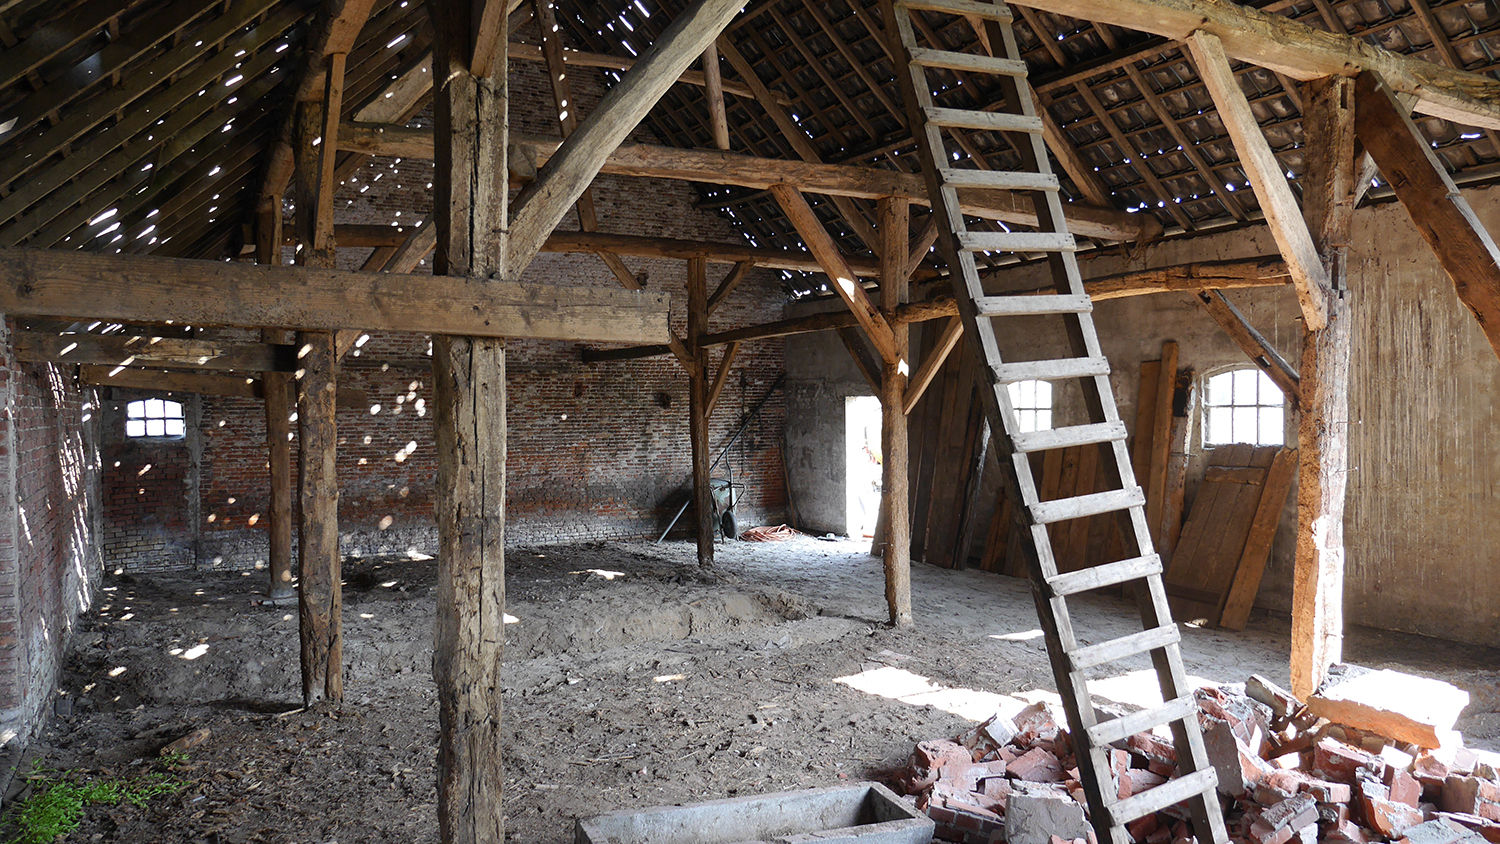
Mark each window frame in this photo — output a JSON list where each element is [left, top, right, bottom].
[[1007, 379, 1053, 434], [1200, 367, 1286, 447], [125, 397, 187, 441]]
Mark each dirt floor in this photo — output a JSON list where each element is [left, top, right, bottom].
[[7, 536, 1499, 842]]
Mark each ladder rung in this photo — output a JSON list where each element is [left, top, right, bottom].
[[976, 293, 1091, 317], [992, 356, 1109, 383], [1068, 623, 1178, 671], [908, 46, 1027, 76], [897, 0, 1013, 22], [1030, 487, 1144, 525], [1044, 554, 1162, 597], [924, 106, 1043, 134], [1087, 695, 1197, 746], [958, 231, 1076, 253], [1010, 420, 1124, 453], [1108, 768, 1219, 826], [941, 168, 1059, 192]]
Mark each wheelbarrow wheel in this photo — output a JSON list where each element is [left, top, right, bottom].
[[720, 508, 738, 541]]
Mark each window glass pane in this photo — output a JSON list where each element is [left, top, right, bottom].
[[163, 400, 183, 420], [1036, 410, 1051, 432], [1208, 408, 1232, 444], [1017, 410, 1035, 433], [1232, 369, 1258, 404], [145, 398, 164, 418], [146, 419, 165, 437], [1035, 381, 1051, 406], [1233, 406, 1256, 441], [1259, 407, 1284, 445], [164, 419, 185, 438], [1263, 377, 1286, 406], [1008, 381, 1024, 406], [1206, 373, 1232, 406], [126, 400, 145, 419], [126, 420, 145, 438]]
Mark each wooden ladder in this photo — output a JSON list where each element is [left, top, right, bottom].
[[884, 2, 1229, 842]]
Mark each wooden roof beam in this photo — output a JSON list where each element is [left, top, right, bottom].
[[1187, 30, 1331, 329], [1355, 70, 1500, 360], [16, 332, 294, 372], [341, 123, 1160, 242], [507, 0, 749, 273], [0, 248, 669, 344], [583, 257, 1290, 361], [78, 364, 368, 405], [1010, 0, 1500, 130]]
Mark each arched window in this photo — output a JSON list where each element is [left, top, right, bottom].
[[1203, 368, 1284, 446], [125, 398, 185, 439], [1007, 379, 1052, 434]]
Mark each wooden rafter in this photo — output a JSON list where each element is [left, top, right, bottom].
[[1186, 30, 1331, 329], [1355, 70, 1500, 360], [533, 0, 640, 290], [1196, 289, 1300, 396], [1011, 0, 1500, 130], [507, 0, 748, 273], [341, 123, 1159, 242], [772, 185, 899, 365]]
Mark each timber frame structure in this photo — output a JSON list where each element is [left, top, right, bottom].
[[4, 0, 1500, 838]]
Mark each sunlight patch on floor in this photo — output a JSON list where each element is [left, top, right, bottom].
[[833, 665, 1060, 722]]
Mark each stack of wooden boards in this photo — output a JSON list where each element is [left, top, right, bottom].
[[903, 332, 1296, 630], [1165, 444, 1296, 629]]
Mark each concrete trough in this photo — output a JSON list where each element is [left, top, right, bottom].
[[573, 781, 934, 844]]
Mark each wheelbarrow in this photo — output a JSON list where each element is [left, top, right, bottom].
[[656, 476, 747, 543], [710, 477, 745, 541]]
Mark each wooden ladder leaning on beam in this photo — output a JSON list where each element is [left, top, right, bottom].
[[882, 1, 1229, 842]]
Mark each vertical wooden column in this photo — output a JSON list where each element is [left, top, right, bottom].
[[878, 197, 913, 628], [291, 64, 344, 703], [687, 256, 715, 567], [254, 190, 296, 604], [1291, 76, 1355, 698], [264, 375, 296, 602], [429, 5, 507, 842]]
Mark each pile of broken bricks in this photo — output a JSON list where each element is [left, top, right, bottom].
[[900, 664, 1498, 844]]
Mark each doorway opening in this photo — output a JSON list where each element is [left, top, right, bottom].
[[845, 396, 883, 539]]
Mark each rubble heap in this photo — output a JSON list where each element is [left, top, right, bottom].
[[901, 666, 1497, 844]]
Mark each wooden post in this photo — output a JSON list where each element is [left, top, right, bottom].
[[295, 331, 340, 703], [292, 78, 343, 704], [430, 4, 507, 841], [687, 256, 715, 567], [878, 196, 913, 628], [1291, 76, 1355, 699], [264, 374, 295, 603], [254, 183, 296, 605]]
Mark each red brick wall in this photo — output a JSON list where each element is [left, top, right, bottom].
[[100, 392, 199, 571], [0, 319, 103, 741], [101, 58, 789, 571]]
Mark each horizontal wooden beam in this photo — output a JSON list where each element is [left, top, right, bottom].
[[340, 123, 1159, 242], [16, 331, 294, 372], [287, 226, 892, 278], [0, 248, 670, 344], [583, 256, 1291, 361], [543, 230, 888, 276], [78, 363, 368, 405], [1009, 0, 1500, 130], [507, 41, 780, 103]]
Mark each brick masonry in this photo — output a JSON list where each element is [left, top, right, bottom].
[[0, 318, 103, 745], [100, 57, 789, 574]]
